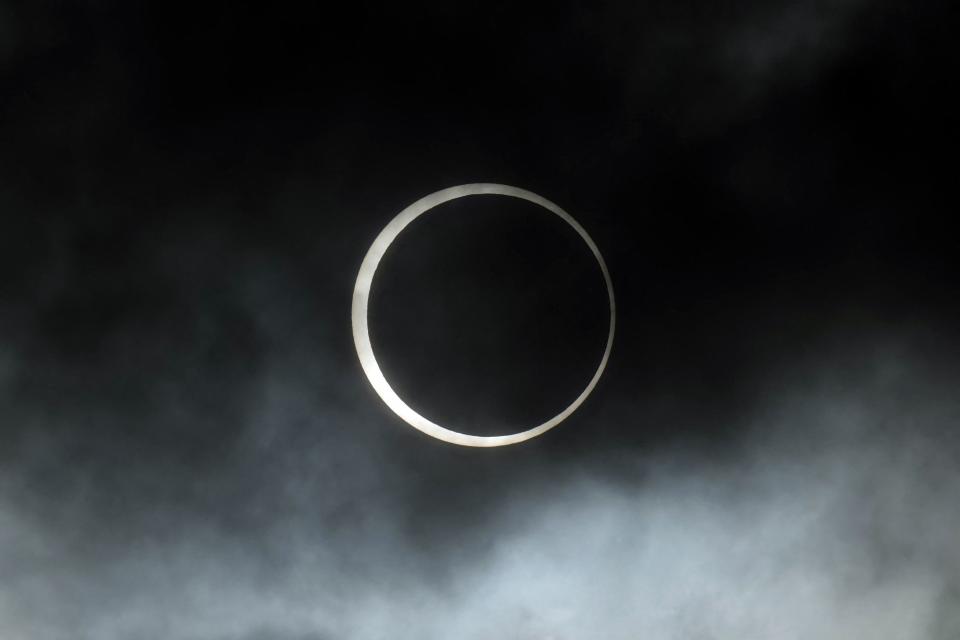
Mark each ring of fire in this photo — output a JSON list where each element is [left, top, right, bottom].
[[352, 183, 616, 447]]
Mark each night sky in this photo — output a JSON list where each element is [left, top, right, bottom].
[[2, 1, 959, 638]]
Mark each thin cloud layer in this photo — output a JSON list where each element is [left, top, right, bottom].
[[2, 339, 958, 639]]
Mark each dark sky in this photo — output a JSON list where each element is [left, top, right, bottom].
[[1, 1, 959, 638]]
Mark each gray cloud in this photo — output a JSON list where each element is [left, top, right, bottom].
[[3, 331, 959, 639]]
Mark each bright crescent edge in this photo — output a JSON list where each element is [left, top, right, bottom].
[[351, 183, 616, 447]]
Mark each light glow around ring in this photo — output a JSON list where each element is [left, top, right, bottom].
[[352, 184, 616, 447]]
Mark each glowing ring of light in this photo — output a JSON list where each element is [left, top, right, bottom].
[[352, 184, 615, 447]]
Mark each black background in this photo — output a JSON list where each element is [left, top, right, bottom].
[[2, 1, 959, 638]]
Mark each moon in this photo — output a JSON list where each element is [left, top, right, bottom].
[[352, 183, 616, 447]]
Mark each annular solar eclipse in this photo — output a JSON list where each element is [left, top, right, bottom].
[[352, 184, 616, 447]]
